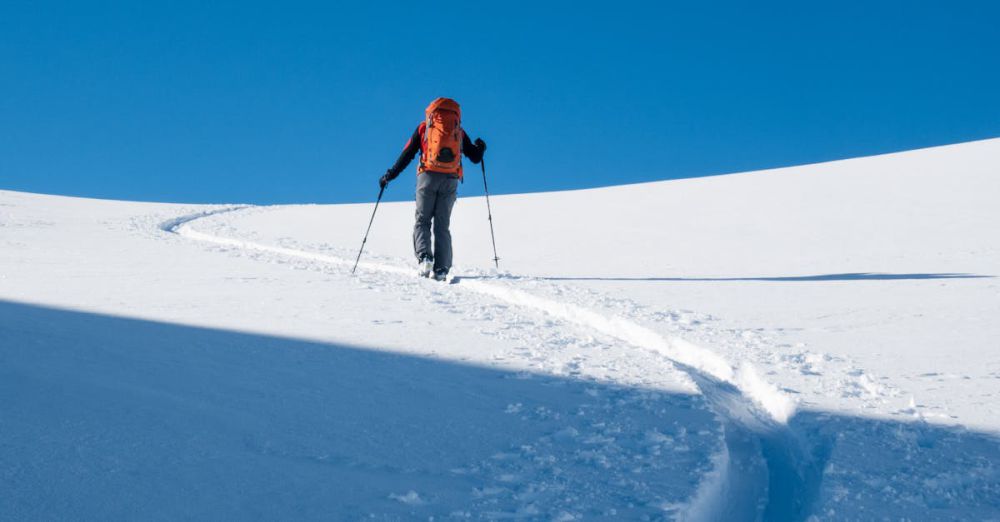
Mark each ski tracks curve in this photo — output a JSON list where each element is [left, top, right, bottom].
[[160, 205, 830, 521]]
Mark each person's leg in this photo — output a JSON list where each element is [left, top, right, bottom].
[[413, 173, 436, 262], [432, 176, 459, 274]]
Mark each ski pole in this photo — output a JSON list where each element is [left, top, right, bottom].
[[480, 158, 500, 269], [352, 185, 385, 274]]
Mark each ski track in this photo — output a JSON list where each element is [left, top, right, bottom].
[[160, 205, 829, 521]]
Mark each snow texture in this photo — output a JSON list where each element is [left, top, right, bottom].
[[2, 138, 1000, 519]]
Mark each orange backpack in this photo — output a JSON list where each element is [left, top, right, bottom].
[[420, 97, 464, 178]]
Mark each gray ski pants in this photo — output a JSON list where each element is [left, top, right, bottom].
[[413, 172, 459, 273]]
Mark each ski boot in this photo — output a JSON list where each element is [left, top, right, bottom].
[[418, 256, 434, 278]]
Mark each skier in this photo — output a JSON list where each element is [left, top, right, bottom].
[[379, 97, 487, 280]]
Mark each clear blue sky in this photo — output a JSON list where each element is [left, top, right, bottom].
[[2, 1, 999, 204]]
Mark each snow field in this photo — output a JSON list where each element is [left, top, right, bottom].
[[175, 201, 1000, 519], [2, 193, 727, 519], [173, 205, 814, 518], [3, 138, 1000, 519]]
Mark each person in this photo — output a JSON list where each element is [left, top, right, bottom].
[[380, 97, 487, 280]]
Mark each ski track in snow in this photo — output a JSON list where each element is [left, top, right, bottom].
[[160, 205, 829, 520]]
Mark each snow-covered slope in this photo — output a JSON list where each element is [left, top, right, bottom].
[[2, 138, 999, 520]]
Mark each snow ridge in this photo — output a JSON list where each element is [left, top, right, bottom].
[[161, 206, 820, 520]]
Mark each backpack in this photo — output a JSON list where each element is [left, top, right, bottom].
[[420, 97, 464, 178]]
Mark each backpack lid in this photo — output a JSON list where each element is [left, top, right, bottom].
[[426, 97, 461, 120]]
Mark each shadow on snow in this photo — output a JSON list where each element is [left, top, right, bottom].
[[1, 300, 998, 520], [0, 299, 715, 520]]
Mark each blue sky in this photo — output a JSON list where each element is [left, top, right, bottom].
[[2, 1, 998, 204]]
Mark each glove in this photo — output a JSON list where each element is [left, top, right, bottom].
[[475, 138, 487, 154], [379, 171, 391, 189]]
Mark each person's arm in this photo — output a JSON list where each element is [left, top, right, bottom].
[[462, 131, 486, 164], [382, 123, 423, 186]]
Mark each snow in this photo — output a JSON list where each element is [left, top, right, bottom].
[[2, 138, 1000, 519]]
